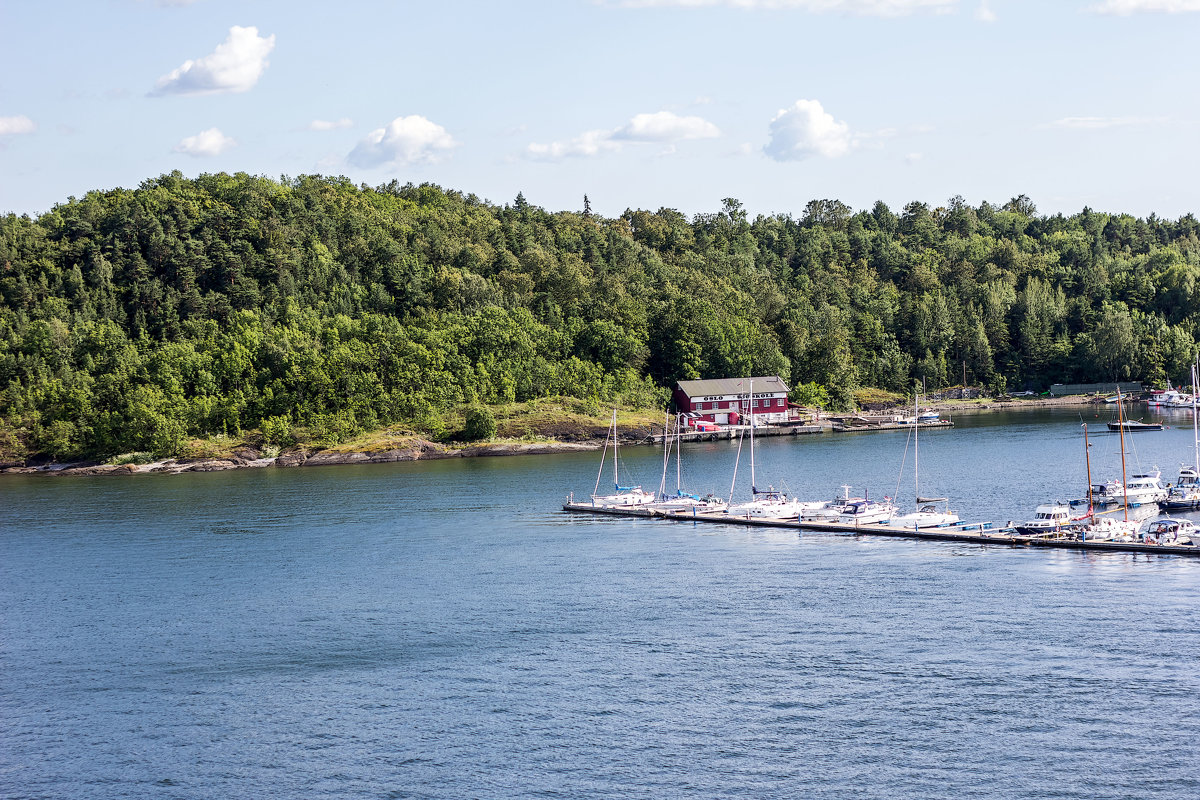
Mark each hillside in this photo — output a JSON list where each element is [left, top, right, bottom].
[[1, 172, 1197, 461]]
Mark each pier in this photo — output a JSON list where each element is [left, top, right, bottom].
[[561, 502, 1200, 557]]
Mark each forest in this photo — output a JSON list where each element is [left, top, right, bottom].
[[1, 171, 1198, 461]]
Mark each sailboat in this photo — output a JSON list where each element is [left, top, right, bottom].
[[1164, 360, 1200, 510], [890, 391, 960, 528], [726, 378, 812, 519], [646, 413, 727, 512], [1070, 422, 1140, 541], [1096, 388, 1167, 507], [589, 409, 655, 508]]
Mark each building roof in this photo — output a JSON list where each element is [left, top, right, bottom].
[[675, 376, 789, 397]]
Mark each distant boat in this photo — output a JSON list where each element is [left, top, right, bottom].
[[890, 393, 960, 528], [647, 414, 727, 512], [1107, 419, 1162, 432]]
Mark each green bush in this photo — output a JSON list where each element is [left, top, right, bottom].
[[463, 406, 498, 442]]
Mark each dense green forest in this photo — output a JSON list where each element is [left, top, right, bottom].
[[2, 171, 1198, 461]]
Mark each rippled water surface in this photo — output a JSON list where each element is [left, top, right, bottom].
[[3, 407, 1199, 799]]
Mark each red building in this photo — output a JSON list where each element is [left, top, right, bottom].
[[673, 376, 790, 426]]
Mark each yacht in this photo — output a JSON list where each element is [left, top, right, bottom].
[[1164, 466, 1200, 510], [727, 487, 813, 519], [802, 488, 897, 525], [1122, 470, 1167, 506], [1144, 518, 1197, 545], [1011, 504, 1072, 535]]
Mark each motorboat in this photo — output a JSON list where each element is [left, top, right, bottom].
[[1163, 362, 1200, 510], [727, 487, 813, 519], [1122, 470, 1167, 506], [1011, 504, 1072, 535], [1069, 480, 1124, 507], [1143, 518, 1197, 545], [1107, 419, 1163, 432], [890, 502, 961, 528], [802, 488, 897, 525], [1164, 466, 1200, 510]]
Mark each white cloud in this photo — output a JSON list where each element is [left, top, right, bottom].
[[613, 111, 720, 142], [975, 0, 997, 21], [610, 0, 957, 15], [763, 99, 852, 161], [0, 115, 36, 135], [1050, 115, 1164, 128], [1088, 0, 1200, 13], [151, 26, 275, 96], [525, 129, 621, 161], [173, 127, 236, 157], [524, 110, 719, 161], [308, 118, 353, 131], [347, 115, 457, 168]]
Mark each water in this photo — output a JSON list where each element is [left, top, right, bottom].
[[2, 407, 1199, 799]]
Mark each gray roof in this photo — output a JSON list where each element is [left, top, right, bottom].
[[675, 376, 789, 396]]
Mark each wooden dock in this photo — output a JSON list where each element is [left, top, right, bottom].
[[647, 424, 822, 444], [830, 420, 954, 433], [561, 502, 1200, 557]]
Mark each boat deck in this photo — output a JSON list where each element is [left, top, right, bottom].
[[562, 502, 1200, 557]]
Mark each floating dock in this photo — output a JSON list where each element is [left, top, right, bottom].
[[830, 420, 954, 433], [647, 424, 822, 444], [562, 502, 1200, 557]]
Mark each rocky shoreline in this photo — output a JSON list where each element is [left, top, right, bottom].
[[0, 395, 1110, 479]]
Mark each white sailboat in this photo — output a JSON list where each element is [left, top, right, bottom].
[[726, 378, 811, 519], [590, 409, 655, 508], [890, 392, 960, 528], [1164, 361, 1200, 510], [1071, 422, 1140, 541], [647, 413, 727, 512]]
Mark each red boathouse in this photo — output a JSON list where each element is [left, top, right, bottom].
[[673, 376, 790, 426]]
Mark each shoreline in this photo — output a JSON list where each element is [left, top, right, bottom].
[[0, 395, 1140, 479]]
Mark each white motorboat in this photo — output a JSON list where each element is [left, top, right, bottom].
[[1144, 518, 1197, 545], [802, 487, 897, 525], [1163, 362, 1200, 511], [1070, 480, 1124, 507], [1012, 504, 1072, 535], [727, 487, 812, 519], [1164, 467, 1200, 510], [1122, 470, 1167, 506]]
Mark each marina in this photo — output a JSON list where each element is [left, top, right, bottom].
[[561, 500, 1200, 556]]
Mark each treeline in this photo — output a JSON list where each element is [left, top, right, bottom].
[[1, 172, 1198, 460]]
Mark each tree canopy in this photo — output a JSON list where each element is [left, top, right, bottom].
[[2, 172, 1197, 460]]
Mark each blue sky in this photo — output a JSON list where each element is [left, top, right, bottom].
[[2, 0, 1198, 220]]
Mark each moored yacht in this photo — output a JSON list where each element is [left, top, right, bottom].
[[1143, 518, 1197, 545], [1164, 466, 1200, 510], [1011, 503, 1072, 535], [1122, 470, 1167, 506]]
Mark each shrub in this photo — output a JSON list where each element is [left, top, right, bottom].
[[463, 406, 497, 442]]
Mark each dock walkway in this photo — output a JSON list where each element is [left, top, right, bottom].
[[561, 502, 1199, 557]]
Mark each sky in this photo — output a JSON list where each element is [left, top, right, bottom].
[[2, 0, 1199, 221]]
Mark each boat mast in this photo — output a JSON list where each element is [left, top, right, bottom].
[[913, 389, 920, 503], [1084, 424, 1094, 520], [1193, 360, 1199, 473], [748, 377, 755, 494], [612, 408, 620, 489], [675, 413, 683, 492], [1117, 387, 1129, 522], [594, 410, 612, 496], [657, 411, 670, 497]]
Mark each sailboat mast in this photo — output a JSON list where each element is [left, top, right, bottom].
[[1083, 423, 1093, 517], [1117, 387, 1129, 522], [913, 390, 920, 502], [658, 411, 670, 497], [748, 378, 756, 493], [612, 408, 620, 489], [675, 413, 682, 492], [1192, 361, 1199, 473]]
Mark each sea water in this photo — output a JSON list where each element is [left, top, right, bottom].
[[2, 407, 1198, 799]]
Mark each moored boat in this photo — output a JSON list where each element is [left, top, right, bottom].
[[1011, 503, 1072, 536], [1143, 518, 1197, 545], [1106, 419, 1163, 432]]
